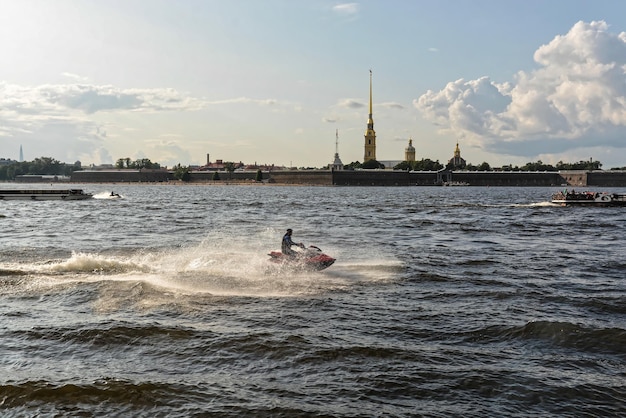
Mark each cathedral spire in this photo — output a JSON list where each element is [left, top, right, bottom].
[[331, 129, 344, 171], [368, 69, 373, 128], [364, 70, 377, 162]]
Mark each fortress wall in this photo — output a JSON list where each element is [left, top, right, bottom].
[[586, 171, 626, 187], [188, 171, 263, 182], [558, 171, 588, 187], [71, 170, 171, 182], [269, 171, 333, 185], [332, 170, 412, 186], [331, 171, 562, 186], [449, 171, 563, 186], [67, 169, 626, 186]]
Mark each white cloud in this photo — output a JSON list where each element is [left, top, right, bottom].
[[414, 20, 626, 160], [0, 82, 205, 117], [337, 98, 365, 109], [0, 81, 206, 164], [332, 3, 359, 15], [61, 72, 89, 82], [206, 97, 282, 107], [381, 102, 405, 110]]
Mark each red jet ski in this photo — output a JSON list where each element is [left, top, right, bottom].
[[268, 245, 336, 271]]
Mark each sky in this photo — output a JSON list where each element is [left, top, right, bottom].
[[1, 0, 626, 169]]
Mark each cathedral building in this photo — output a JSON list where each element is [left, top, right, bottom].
[[405, 139, 416, 162], [448, 142, 466, 169], [363, 70, 377, 162]]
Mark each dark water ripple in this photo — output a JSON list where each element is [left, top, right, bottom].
[[1, 185, 626, 416]]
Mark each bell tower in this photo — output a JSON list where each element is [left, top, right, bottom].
[[405, 138, 415, 162], [364, 70, 376, 162]]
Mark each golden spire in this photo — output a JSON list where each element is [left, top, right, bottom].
[[364, 70, 377, 162], [367, 69, 374, 129]]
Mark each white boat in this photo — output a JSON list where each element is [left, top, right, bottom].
[[443, 181, 470, 186], [0, 189, 93, 200], [551, 190, 626, 206]]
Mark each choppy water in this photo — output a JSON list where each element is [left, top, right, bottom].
[[1, 184, 625, 417]]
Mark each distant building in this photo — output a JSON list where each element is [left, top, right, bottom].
[[364, 70, 377, 162], [0, 158, 17, 166], [448, 142, 466, 169], [330, 129, 344, 171], [405, 139, 416, 162], [197, 154, 245, 171]]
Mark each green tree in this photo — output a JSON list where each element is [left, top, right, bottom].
[[344, 161, 362, 170], [224, 162, 236, 180], [173, 164, 191, 181], [255, 169, 263, 182], [362, 159, 384, 169], [115, 157, 161, 169], [393, 161, 413, 170], [413, 158, 444, 171], [520, 160, 557, 171], [0, 157, 81, 179], [556, 160, 602, 170], [212, 171, 221, 181]]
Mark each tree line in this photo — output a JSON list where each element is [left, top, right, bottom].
[[0, 157, 81, 180], [343, 158, 611, 172], [115, 158, 161, 169]]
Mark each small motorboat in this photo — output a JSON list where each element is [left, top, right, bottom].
[[268, 245, 336, 271]]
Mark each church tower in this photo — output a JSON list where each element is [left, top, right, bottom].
[[405, 138, 415, 162], [364, 70, 376, 162], [448, 142, 466, 169], [331, 129, 344, 171]]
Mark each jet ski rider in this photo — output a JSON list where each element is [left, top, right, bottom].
[[282, 228, 304, 256]]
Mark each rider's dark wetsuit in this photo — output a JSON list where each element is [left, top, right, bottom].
[[282, 229, 301, 256]]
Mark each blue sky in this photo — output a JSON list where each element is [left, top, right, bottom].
[[2, 0, 626, 169]]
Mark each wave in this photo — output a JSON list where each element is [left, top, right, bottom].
[[13, 321, 197, 346], [92, 191, 124, 199], [0, 244, 402, 300], [464, 320, 626, 355], [46, 252, 151, 274], [0, 378, 197, 413]]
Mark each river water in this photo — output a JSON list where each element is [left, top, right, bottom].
[[0, 184, 624, 417]]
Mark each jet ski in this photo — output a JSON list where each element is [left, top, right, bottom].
[[268, 245, 336, 271]]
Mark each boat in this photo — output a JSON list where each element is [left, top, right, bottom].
[[443, 181, 470, 186], [268, 245, 336, 271], [551, 190, 626, 206], [0, 189, 93, 200]]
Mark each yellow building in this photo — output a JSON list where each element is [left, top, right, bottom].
[[405, 139, 416, 162], [448, 142, 466, 169], [364, 70, 377, 162]]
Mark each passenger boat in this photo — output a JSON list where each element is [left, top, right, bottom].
[[0, 189, 93, 200], [551, 190, 626, 206]]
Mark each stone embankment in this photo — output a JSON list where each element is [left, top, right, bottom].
[[68, 169, 626, 187]]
